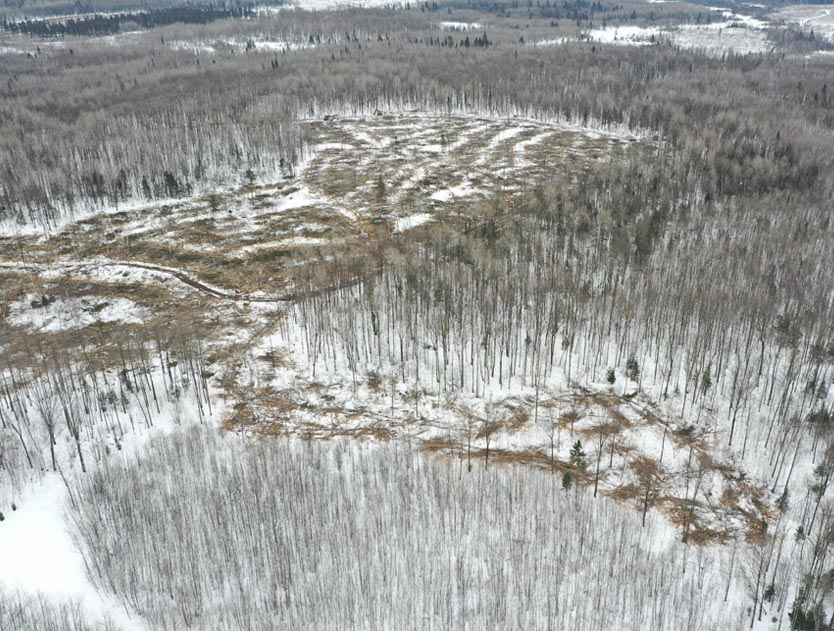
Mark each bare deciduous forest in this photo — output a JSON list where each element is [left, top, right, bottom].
[[1, 0, 833, 629]]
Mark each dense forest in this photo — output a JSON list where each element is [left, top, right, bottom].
[[2, 20, 832, 229], [2, 6, 256, 37]]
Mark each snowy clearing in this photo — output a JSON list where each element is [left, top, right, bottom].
[[6, 294, 148, 332], [437, 21, 484, 31], [580, 17, 772, 55], [0, 476, 144, 631], [393, 212, 433, 232], [259, 0, 405, 11], [771, 5, 834, 42]]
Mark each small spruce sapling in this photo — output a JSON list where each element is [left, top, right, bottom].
[[569, 440, 587, 471], [626, 356, 640, 382], [374, 176, 386, 202], [700, 364, 713, 397], [208, 192, 221, 213]]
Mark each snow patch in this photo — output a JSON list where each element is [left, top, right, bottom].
[[430, 182, 480, 201], [0, 475, 145, 631], [533, 37, 572, 46], [170, 38, 313, 55], [260, 0, 406, 11], [438, 21, 483, 31], [7, 294, 148, 332], [582, 16, 771, 55], [394, 213, 433, 232], [586, 25, 662, 46], [274, 185, 327, 212], [771, 5, 834, 42]]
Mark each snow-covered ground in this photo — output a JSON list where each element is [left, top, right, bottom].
[[6, 294, 148, 332], [437, 21, 483, 31], [771, 5, 834, 42], [0, 44, 27, 55], [259, 0, 405, 11], [580, 13, 772, 55], [0, 476, 145, 630], [0, 348, 217, 630], [2, 107, 817, 628], [254, 304, 776, 545], [529, 8, 774, 55], [170, 37, 314, 55], [585, 24, 662, 47], [429, 182, 480, 202], [393, 212, 433, 232], [672, 21, 771, 55], [60, 428, 754, 631]]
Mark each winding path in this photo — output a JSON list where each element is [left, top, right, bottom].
[[0, 258, 375, 303], [0, 259, 291, 302]]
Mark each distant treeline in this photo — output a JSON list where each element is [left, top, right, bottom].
[[2, 5, 256, 37], [440, 0, 618, 20]]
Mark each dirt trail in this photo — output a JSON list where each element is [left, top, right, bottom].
[[0, 258, 377, 304], [0, 259, 290, 302]]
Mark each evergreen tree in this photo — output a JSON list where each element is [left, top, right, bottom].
[[569, 440, 587, 470], [207, 192, 221, 213], [789, 603, 827, 631], [626, 356, 640, 382], [700, 365, 712, 396], [374, 176, 386, 202], [163, 171, 180, 198]]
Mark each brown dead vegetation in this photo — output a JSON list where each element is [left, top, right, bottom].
[[223, 382, 775, 546], [222, 359, 777, 543]]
